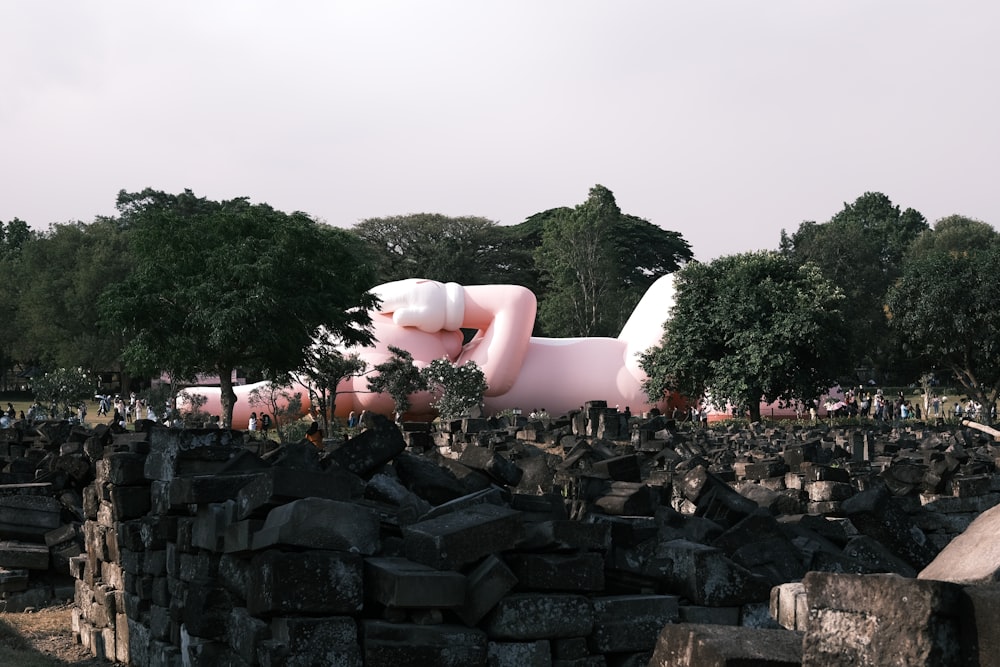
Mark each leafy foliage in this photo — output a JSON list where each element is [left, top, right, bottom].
[[904, 215, 998, 259], [292, 341, 367, 435], [780, 192, 928, 382], [0, 218, 36, 389], [420, 358, 488, 420], [535, 185, 692, 337], [640, 251, 850, 421], [32, 367, 94, 419], [98, 189, 379, 426], [886, 238, 1000, 423], [366, 345, 428, 416], [17, 219, 131, 372], [247, 382, 304, 443], [353, 213, 504, 285]]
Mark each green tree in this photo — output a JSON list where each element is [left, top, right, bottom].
[[886, 238, 1000, 424], [904, 215, 998, 259], [32, 367, 94, 420], [780, 192, 928, 383], [420, 358, 488, 420], [247, 382, 304, 443], [534, 185, 691, 337], [99, 188, 379, 427], [353, 213, 504, 285], [0, 218, 36, 390], [366, 345, 427, 418], [290, 342, 367, 436], [640, 251, 850, 422], [17, 219, 131, 373]]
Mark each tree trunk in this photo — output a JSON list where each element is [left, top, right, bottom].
[[218, 366, 237, 429]]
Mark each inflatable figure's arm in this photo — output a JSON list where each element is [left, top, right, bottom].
[[457, 284, 536, 396], [372, 279, 536, 397]]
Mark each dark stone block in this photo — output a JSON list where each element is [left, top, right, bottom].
[[328, 414, 405, 477], [403, 503, 523, 570], [362, 620, 486, 667], [483, 593, 594, 640], [506, 552, 606, 592], [246, 550, 363, 616]]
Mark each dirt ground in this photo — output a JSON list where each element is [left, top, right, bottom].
[[0, 605, 122, 666]]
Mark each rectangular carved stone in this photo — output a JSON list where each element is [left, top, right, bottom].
[[362, 620, 486, 667], [402, 503, 523, 570], [236, 467, 362, 519], [591, 454, 642, 482], [365, 557, 466, 608], [109, 486, 152, 521], [252, 498, 380, 555], [455, 554, 519, 626], [0, 494, 62, 538], [99, 452, 148, 486], [593, 481, 659, 516], [459, 446, 524, 487], [487, 640, 551, 667], [328, 415, 405, 477], [0, 540, 51, 570], [272, 616, 361, 667], [589, 594, 680, 653], [802, 572, 963, 666], [505, 552, 605, 592], [246, 550, 363, 616], [144, 429, 244, 481], [518, 519, 610, 551], [168, 473, 260, 507], [483, 593, 594, 640], [649, 623, 802, 666]]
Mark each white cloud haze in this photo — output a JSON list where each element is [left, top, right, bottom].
[[2, 1, 997, 261]]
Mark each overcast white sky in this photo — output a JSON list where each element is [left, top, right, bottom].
[[2, 2, 997, 261]]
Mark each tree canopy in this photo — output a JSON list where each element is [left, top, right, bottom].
[[352, 213, 506, 286], [534, 185, 692, 337], [17, 219, 131, 373], [640, 251, 850, 421], [886, 235, 1000, 423], [779, 192, 928, 383], [98, 188, 379, 426]]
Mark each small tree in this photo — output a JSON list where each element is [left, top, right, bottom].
[[176, 390, 210, 426], [248, 382, 303, 444], [32, 367, 94, 420], [420, 358, 488, 420], [366, 346, 427, 418], [293, 339, 367, 435]]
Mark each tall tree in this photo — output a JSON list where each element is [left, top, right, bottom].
[[99, 188, 379, 427], [534, 185, 691, 337], [18, 218, 131, 372], [780, 191, 928, 382], [352, 213, 503, 285], [640, 251, 850, 422], [887, 233, 1000, 423], [0, 218, 36, 389]]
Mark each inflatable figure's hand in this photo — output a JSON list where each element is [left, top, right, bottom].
[[372, 279, 465, 333]]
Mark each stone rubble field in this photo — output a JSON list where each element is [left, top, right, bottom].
[[3, 403, 1000, 666]]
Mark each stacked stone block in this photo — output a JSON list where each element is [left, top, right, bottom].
[[43, 410, 1000, 665]]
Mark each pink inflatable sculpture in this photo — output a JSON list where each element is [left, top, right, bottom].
[[188, 276, 681, 428]]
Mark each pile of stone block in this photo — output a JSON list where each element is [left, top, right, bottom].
[[0, 420, 99, 611], [9, 401, 991, 665]]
